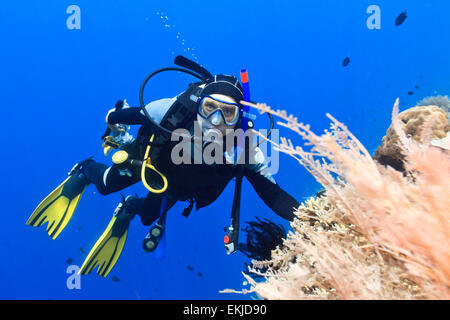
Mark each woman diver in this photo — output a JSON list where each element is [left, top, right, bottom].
[[26, 56, 299, 277]]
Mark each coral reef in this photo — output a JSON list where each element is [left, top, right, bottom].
[[222, 99, 450, 300], [374, 105, 450, 171], [416, 95, 450, 122]]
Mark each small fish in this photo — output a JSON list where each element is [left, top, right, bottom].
[[111, 276, 120, 282], [395, 11, 407, 26], [79, 247, 85, 253], [342, 57, 350, 67], [414, 85, 419, 89], [187, 265, 194, 271], [316, 189, 327, 198], [66, 258, 73, 265], [408, 91, 414, 96], [197, 272, 203, 278]]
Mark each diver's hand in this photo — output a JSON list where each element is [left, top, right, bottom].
[[105, 99, 130, 133], [103, 143, 114, 156], [105, 107, 126, 133]]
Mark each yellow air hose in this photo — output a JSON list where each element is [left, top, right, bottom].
[[140, 134, 168, 194], [110, 134, 168, 194]]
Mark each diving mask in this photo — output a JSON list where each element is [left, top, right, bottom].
[[198, 95, 240, 126]]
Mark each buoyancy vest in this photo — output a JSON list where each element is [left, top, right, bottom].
[[127, 81, 243, 211]]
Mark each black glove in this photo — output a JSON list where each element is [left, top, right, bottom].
[[101, 100, 125, 140]]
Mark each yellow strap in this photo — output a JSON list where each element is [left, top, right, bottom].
[[141, 134, 168, 194]]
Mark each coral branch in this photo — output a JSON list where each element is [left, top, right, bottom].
[[228, 99, 450, 300]]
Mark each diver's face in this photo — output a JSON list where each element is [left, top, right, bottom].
[[198, 94, 238, 136]]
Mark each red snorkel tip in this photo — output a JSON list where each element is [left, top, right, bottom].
[[240, 69, 249, 84]]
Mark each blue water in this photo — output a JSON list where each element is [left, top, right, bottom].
[[1, 0, 449, 299]]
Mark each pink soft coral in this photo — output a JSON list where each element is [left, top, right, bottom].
[[223, 99, 450, 300]]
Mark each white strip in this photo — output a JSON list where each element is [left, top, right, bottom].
[[103, 167, 111, 186]]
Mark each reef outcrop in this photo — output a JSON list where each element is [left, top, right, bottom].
[[374, 105, 450, 171]]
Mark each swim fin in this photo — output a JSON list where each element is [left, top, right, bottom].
[[26, 162, 90, 239], [79, 196, 136, 277]]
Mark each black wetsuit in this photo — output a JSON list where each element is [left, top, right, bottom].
[[81, 104, 299, 226]]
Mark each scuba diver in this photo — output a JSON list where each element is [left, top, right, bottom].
[[26, 55, 299, 277]]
